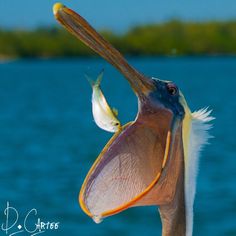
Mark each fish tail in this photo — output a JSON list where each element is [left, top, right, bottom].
[[85, 69, 104, 88], [96, 69, 104, 86], [85, 74, 95, 87]]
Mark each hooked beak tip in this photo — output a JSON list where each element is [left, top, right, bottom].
[[53, 2, 65, 15]]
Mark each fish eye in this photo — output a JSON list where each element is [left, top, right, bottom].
[[167, 83, 178, 95], [115, 123, 119, 126]]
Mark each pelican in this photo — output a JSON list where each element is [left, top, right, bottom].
[[53, 3, 214, 236]]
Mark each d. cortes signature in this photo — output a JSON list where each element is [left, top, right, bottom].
[[1, 202, 60, 236]]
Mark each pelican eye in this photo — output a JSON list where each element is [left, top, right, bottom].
[[167, 83, 178, 95]]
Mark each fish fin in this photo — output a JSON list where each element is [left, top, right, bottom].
[[85, 69, 104, 88], [96, 69, 104, 86], [112, 108, 119, 117], [85, 74, 95, 87]]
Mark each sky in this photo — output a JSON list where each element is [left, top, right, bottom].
[[0, 0, 236, 31]]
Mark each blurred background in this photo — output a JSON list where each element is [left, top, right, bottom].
[[0, 0, 235, 235]]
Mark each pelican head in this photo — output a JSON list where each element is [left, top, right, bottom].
[[53, 3, 214, 236]]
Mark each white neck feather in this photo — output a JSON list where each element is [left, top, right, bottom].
[[184, 108, 214, 236]]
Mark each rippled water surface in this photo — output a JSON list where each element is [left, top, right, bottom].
[[0, 57, 235, 235]]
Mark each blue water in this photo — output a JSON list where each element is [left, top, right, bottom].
[[0, 57, 235, 236]]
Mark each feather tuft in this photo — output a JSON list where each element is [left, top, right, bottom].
[[185, 107, 214, 236]]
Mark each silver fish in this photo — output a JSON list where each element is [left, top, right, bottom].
[[86, 71, 121, 133]]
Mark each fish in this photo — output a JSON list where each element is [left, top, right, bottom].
[[86, 71, 121, 133]]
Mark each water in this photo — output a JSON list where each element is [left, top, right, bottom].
[[0, 57, 235, 236]]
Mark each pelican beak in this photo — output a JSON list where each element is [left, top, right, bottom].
[[53, 3, 184, 223], [78, 114, 184, 222], [53, 3, 155, 97]]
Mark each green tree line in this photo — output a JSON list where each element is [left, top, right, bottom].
[[1, 20, 236, 58]]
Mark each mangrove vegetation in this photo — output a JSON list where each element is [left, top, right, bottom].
[[1, 20, 236, 59]]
